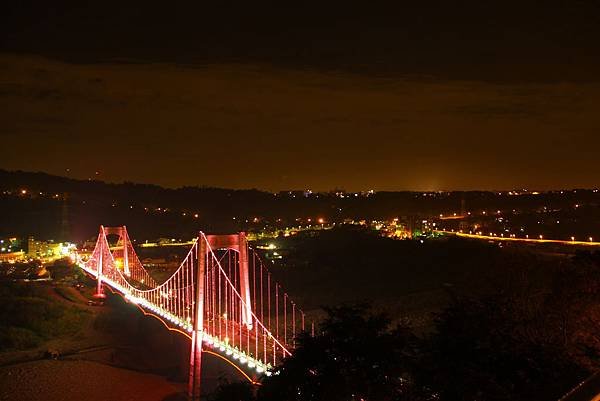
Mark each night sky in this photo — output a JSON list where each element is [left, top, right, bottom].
[[1, 2, 599, 191]]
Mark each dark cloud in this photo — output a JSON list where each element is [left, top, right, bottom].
[[2, 1, 600, 83]]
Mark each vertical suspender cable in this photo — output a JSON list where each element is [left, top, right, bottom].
[[260, 262, 264, 327], [284, 293, 287, 346], [275, 284, 279, 339], [292, 302, 296, 344]]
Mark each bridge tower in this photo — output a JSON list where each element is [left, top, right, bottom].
[[93, 226, 106, 298], [94, 225, 133, 298], [103, 226, 131, 276], [121, 226, 130, 277], [188, 232, 253, 400]]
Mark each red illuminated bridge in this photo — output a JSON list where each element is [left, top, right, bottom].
[[78, 226, 312, 400]]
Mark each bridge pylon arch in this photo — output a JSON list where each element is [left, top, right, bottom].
[[203, 232, 253, 329], [188, 232, 254, 400]]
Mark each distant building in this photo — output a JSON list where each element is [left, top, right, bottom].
[[0, 251, 25, 262], [27, 237, 74, 260]]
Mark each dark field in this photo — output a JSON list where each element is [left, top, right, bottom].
[[264, 227, 567, 328]]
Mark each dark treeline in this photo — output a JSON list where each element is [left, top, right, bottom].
[[1, 169, 599, 242], [5, 1, 600, 83]]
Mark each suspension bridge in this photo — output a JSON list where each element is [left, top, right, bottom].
[[77, 226, 311, 400]]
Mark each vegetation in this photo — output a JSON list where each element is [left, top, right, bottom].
[[53, 286, 81, 303], [46, 259, 76, 281], [259, 305, 418, 401], [209, 380, 255, 401], [0, 283, 90, 351]]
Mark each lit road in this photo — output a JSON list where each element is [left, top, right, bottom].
[[107, 240, 195, 251], [559, 372, 600, 401], [434, 231, 600, 247]]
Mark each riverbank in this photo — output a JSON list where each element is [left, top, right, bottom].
[[0, 359, 184, 401]]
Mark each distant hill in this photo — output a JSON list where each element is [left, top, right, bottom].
[[1, 169, 597, 242]]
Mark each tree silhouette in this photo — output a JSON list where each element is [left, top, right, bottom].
[[416, 295, 588, 401], [258, 304, 420, 401]]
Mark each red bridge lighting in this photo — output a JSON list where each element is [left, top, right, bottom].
[[78, 225, 311, 400]]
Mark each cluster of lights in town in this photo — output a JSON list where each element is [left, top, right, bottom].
[[77, 260, 271, 375]]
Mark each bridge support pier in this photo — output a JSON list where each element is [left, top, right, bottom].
[[188, 235, 206, 400], [94, 226, 106, 299], [237, 232, 253, 329], [122, 226, 130, 277], [94, 276, 105, 298]]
